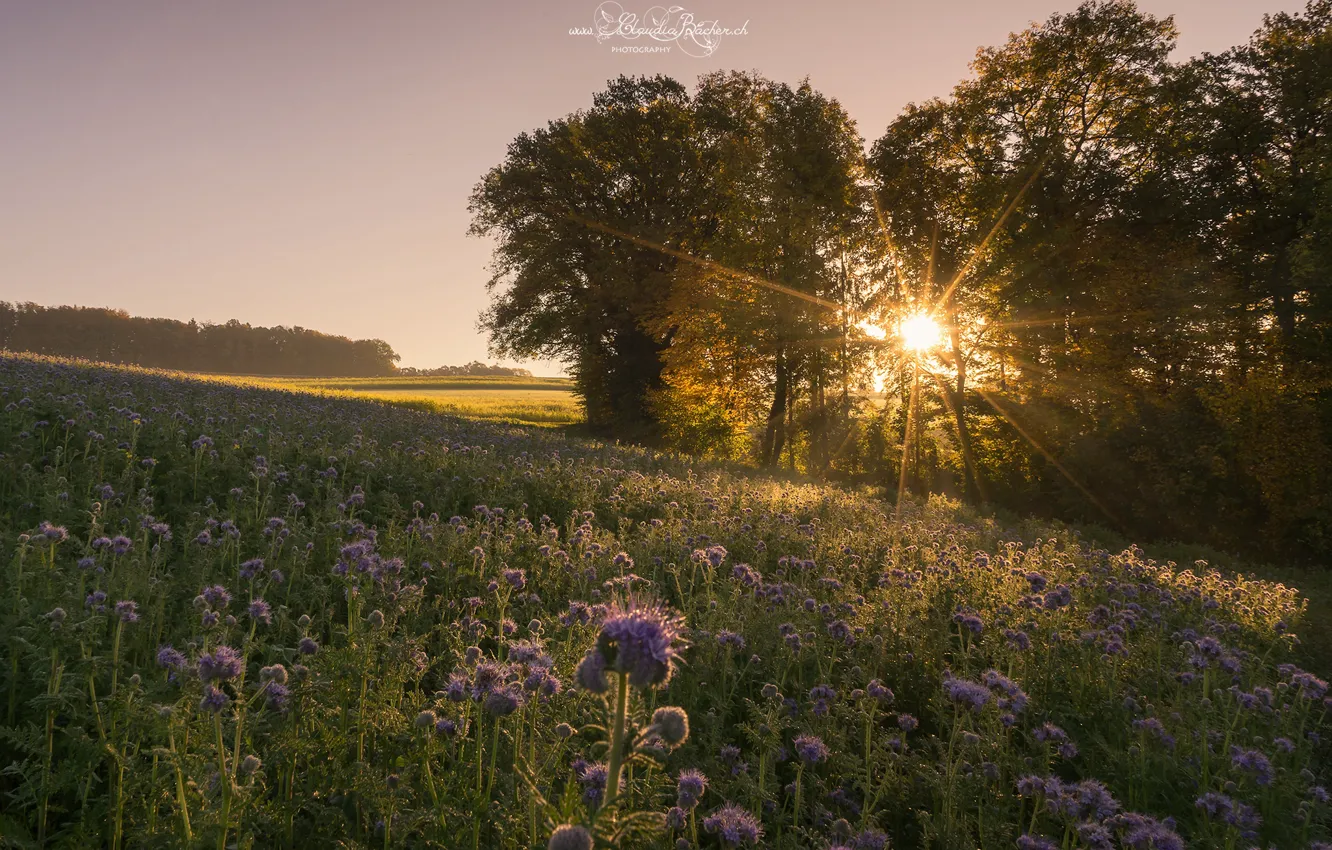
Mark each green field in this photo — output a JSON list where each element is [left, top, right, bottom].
[[226, 374, 584, 426]]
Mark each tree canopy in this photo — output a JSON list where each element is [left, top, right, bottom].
[[474, 0, 1332, 561]]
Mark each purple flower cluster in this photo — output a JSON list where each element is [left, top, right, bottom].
[[198, 645, 243, 682], [793, 733, 829, 764], [702, 803, 763, 846], [942, 672, 990, 712], [576, 599, 685, 690]]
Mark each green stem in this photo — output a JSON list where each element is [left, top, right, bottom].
[[214, 713, 232, 850], [169, 726, 193, 842], [110, 620, 124, 702], [603, 672, 630, 813], [793, 764, 805, 830], [484, 716, 501, 800]]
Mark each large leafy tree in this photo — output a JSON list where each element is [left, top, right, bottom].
[[470, 75, 717, 437], [871, 1, 1237, 525]]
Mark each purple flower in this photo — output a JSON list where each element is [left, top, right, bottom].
[[1230, 746, 1274, 785], [298, 637, 319, 656], [666, 806, 687, 829], [114, 600, 139, 623], [702, 803, 763, 846], [1016, 775, 1049, 797], [1072, 779, 1120, 820], [264, 683, 290, 712], [793, 733, 829, 764], [982, 669, 1028, 712], [866, 679, 893, 703], [198, 646, 243, 682], [716, 629, 745, 649], [677, 768, 708, 808], [954, 612, 984, 634], [587, 599, 685, 689], [202, 585, 231, 608], [1289, 670, 1328, 700], [1195, 791, 1262, 836], [943, 673, 990, 712], [1033, 723, 1068, 744], [853, 829, 888, 850], [156, 645, 187, 671], [39, 522, 68, 542], [1133, 716, 1176, 749], [1004, 629, 1031, 650], [651, 705, 690, 747], [483, 683, 525, 716], [247, 599, 271, 625], [470, 660, 511, 701], [1108, 813, 1183, 850], [575, 760, 612, 804], [199, 684, 230, 713], [502, 568, 526, 591], [110, 535, 132, 555], [442, 671, 469, 702]]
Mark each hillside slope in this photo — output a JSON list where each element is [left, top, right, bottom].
[[0, 353, 1326, 849]]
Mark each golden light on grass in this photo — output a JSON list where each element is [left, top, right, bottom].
[[899, 312, 943, 353]]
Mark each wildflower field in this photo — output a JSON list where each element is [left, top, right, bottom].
[[0, 352, 1328, 850]]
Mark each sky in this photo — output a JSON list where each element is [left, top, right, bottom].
[[0, 0, 1303, 373]]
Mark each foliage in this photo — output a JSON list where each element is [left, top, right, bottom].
[[473, 1, 1332, 562], [469, 75, 717, 438]]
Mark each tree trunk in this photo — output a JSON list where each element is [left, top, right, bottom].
[[763, 349, 789, 467], [948, 317, 983, 503]]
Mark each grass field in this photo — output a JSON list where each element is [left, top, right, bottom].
[[228, 374, 584, 426]]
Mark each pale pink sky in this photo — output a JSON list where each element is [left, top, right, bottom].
[[0, 0, 1299, 372]]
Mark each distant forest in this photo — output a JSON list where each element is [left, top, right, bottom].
[[0, 302, 399, 376], [398, 362, 532, 377]]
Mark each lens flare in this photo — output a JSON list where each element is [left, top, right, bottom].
[[899, 313, 943, 353], [856, 320, 887, 340]]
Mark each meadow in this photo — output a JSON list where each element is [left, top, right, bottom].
[[225, 375, 583, 427], [0, 352, 1328, 850], [0, 367, 585, 428]]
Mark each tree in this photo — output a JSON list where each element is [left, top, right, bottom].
[[470, 75, 719, 438], [648, 73, 875, 468]]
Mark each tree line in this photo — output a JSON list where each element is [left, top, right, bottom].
[[397, 362, 533, 377], [471, 1, 1332, 561], [0, 302, 400, 377]]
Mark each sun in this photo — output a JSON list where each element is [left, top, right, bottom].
[[899, 312, 943, 353]]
